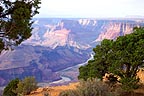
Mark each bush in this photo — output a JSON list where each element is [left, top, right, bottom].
[[3, 78, 19, 96], [59, 78, 114, 96], [15, 76, 38, 95], [59, 90, 79, 96], [78, 78, 111, 96]]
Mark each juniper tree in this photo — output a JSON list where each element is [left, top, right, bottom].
[[79, 27, 144, 91], [0, 0, 41, 53]]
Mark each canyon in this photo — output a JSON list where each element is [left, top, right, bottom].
[[0, 18, 144, 86]]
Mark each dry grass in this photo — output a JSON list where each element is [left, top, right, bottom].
[[27, 82, 79, 96]]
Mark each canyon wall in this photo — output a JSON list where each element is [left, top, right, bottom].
[[0, 18, 144, 86]]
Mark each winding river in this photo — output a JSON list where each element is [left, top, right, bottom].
[[49, 53, 94, 85], [38, 54, 93, 87]]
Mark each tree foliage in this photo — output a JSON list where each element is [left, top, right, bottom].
[[3, 77, 38, 95], [0, 0, 41, 53], [3, 78, 19, 96], [15, 76, 38, 95], [79, 39, 113, 80], [78, 27, 144, 91]]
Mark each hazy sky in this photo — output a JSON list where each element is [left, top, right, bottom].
[[35, 0, 144, 18]]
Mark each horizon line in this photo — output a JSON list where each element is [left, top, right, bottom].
[[33, 17, 144, 20]]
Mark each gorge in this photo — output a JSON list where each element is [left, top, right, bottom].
[[0, 18, 144, 86]]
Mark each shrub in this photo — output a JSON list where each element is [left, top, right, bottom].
[[15, 76, 38, 95], [77, 78, 111, 96], [3, 78, 19, 96], [59, 78, 114, 96], [59, 90, 79, 96]]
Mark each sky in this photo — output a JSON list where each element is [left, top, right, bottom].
[[35, 0, 144, 18]]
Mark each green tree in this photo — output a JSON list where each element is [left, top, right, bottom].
[[15, 76, 38, 95], [78, 39, 113, 80], [0, 0, 41, 53], [108, 27, 144, 90], [3, 78, 19, 96], [78, 27, 144, 91]]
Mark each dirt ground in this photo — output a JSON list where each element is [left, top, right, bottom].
[[27, 82, 79, 96]]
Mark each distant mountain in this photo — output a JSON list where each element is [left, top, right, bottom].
[[0, 18, 144, 86]]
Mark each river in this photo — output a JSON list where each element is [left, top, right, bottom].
[[38, 54, 93, 87], [49, 53, 94, 85]]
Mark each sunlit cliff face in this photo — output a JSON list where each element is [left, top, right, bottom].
[[25, 21, 71, 49], [96, 22, 135, 41], [25, 19, 142, 49], [42, 28, 70, 49]]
